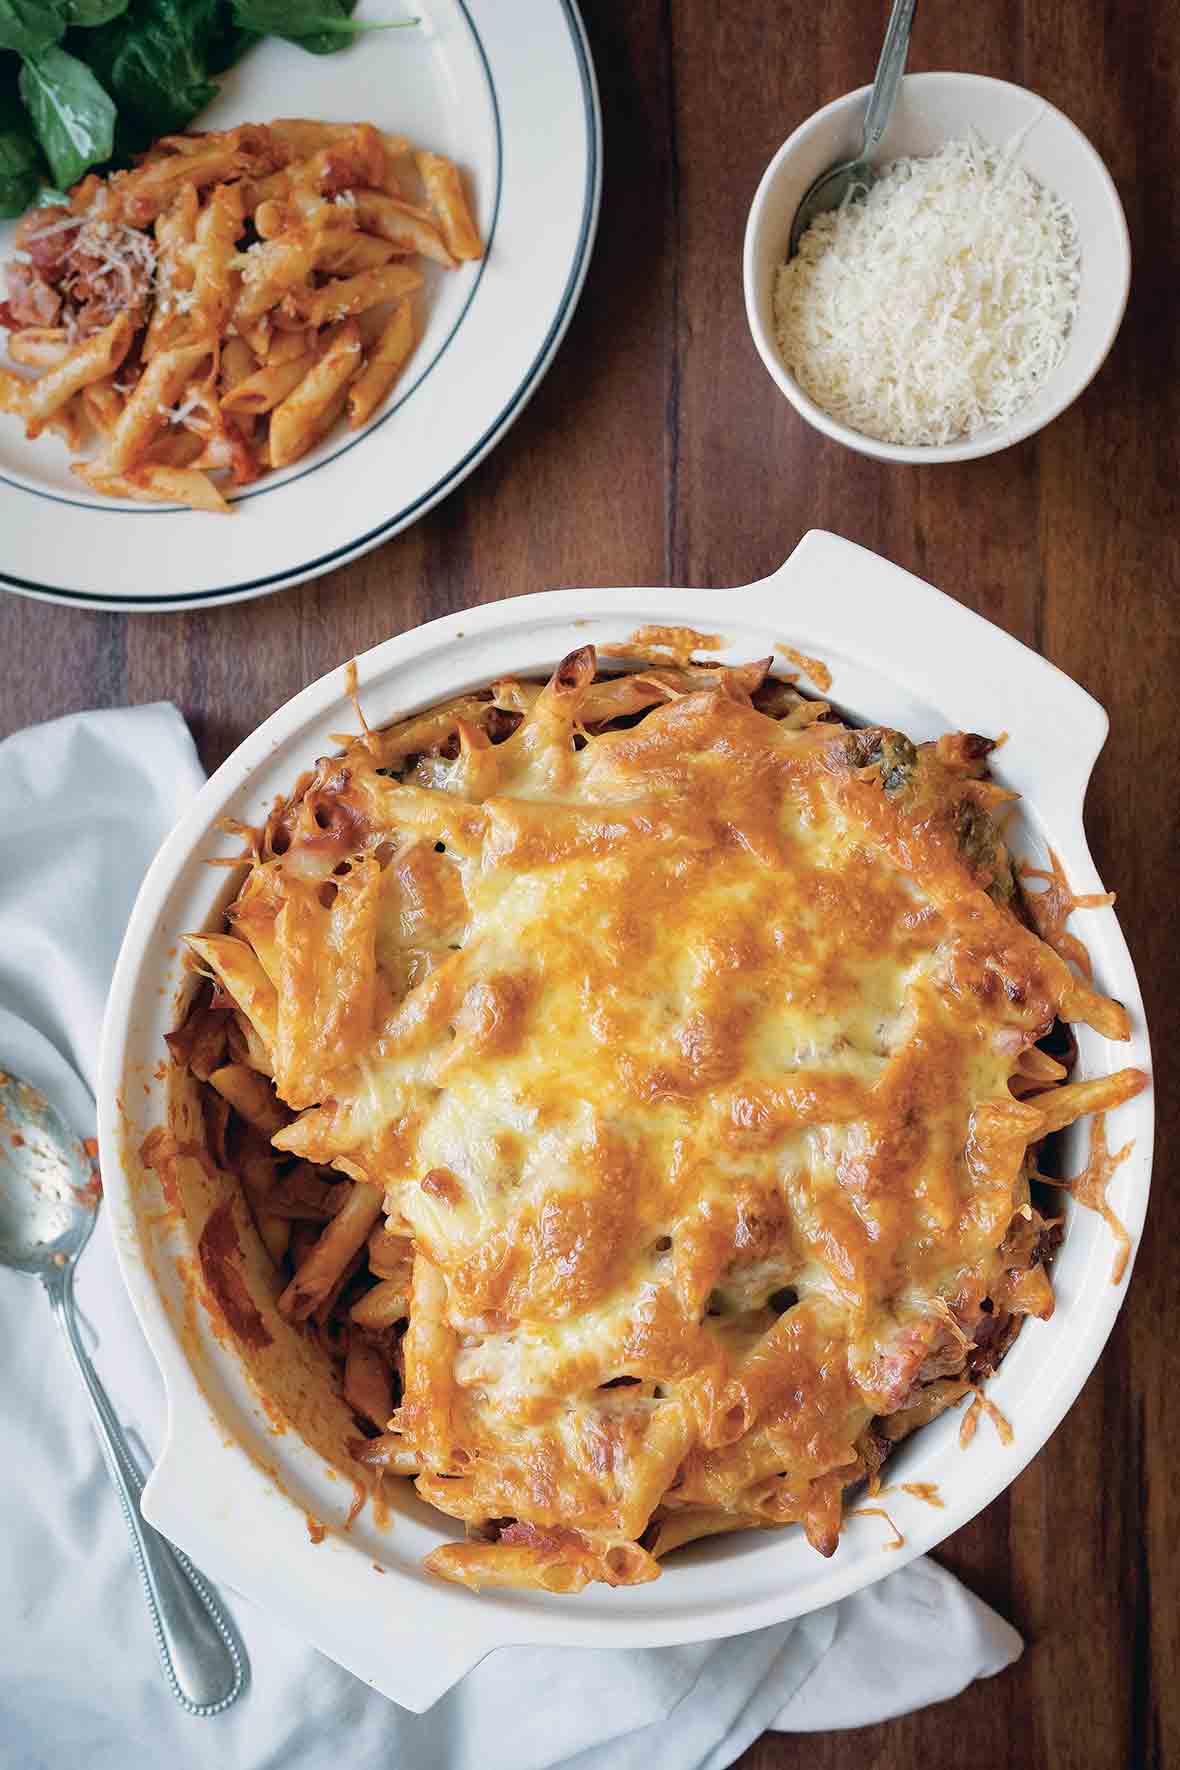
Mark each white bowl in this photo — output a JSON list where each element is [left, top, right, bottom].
[[98, 531, 1153, 1710], [743, 73, 1131, 464]]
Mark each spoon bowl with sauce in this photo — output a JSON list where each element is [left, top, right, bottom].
[[0, 1067, 246, 1717]]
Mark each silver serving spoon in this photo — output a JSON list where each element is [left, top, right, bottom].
[[0, 1069, 246, 1717], [788, 0, 919, 256]]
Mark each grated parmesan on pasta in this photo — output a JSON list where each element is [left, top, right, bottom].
[[773, 132, 1080, 446], [29, 208, 158, 307]]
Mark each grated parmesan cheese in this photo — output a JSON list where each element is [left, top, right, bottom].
[[25, 212, 90, 239], [159, 391, 210, 433], [29, 207, 158, 312], [773, 132, 1080, 446]]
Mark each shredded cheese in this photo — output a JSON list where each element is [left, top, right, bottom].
[[25, 213, 89, 240], [773, 132, 1080, 446], [29, 208, 158, 310], [159, 391, 209, 433]]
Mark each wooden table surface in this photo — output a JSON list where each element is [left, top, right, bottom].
[[2, 3, 1176, 1765]]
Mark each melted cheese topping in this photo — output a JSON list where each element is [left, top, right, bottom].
[[205, 654, 1138, 1581]]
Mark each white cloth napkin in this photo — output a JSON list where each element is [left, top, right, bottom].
[[0, 704, 1023, 1770]]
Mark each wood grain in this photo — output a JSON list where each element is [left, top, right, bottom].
[[0, 4, 1176, 1764]]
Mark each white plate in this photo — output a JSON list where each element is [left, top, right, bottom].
[[98, 531, 1154, 1711], [0, 1, 600, 612]]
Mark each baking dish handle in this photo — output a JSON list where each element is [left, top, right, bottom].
[[727, 528, 1110, 827], [142, 1402, 495, 1713]]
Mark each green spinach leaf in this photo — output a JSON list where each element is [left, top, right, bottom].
[[206, 11, 260, 76], [0, 123, 42, 214], [84, 0, 219, 140], [230, 0, 415, 57], [1, 0, 418, 212], [65, 0, 130, 24], [0, 50, 24, 117], [18, 42, 114, 186], [0, 1, 67, 58]]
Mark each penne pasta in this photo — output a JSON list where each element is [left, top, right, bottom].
[[117, 132, 282, 227], [349, 1276, 410, 1328], [396, 1255, 456, 1468], [99, 340, 213, 474], [278, 1180, 383, 1322], [251, 198, 290, 239], [43, 399, 87, 451], [269, 118, 377, 155], [415, 152, 483, 260], [240, 167, 294, 211], [269, 321, 363, 467], [647, 1508, 766, 1558], [141, 428, 207, 468], [221, 353, 315, 417], [1023, 1067, 1148, 1137], [289, 131, 387, 198], [367, 1224, 414, 1279], [74, 460, 228, 510], [351, 190, 455, 266], [79, 378, 124, 436], [425, 1535, 660, 1595], [236, 1133, 291, 1266], [229, 1009, 273, 1075], [269, 329, 315, 367], [166, 1001, 228, 1082], [347, 300, 415, 428], [191, 182, 246, 335], [301, 384, 350, 455], [7, 328, 71, 369], [233, 232, 321, 329], [186, 932, 278, 1045], [23, 314, 135, 436], [206, 1063, 286, 1134], [349, 1433, 420, 1476], [294, 263, 422, 330], [142, 183, 199, 361], [317, 232, 398, 276], [219, 336, 255, 402], [344, 1336, 395, 1429]]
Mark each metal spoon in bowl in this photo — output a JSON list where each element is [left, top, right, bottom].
[[0, 1069, 245, 1716], [788, 0, 919, 256]]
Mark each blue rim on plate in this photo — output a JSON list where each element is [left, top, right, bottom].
[[0, 0, 602, 611]]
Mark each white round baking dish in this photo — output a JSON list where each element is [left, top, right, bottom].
[[97, 529, 1153, 1712]]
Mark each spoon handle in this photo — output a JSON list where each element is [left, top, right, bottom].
[[861, 0, 918, 158], [48, 1269, 246, 1716]]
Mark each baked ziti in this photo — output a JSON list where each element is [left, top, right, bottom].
[[151, 644, 1147, 1592]]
